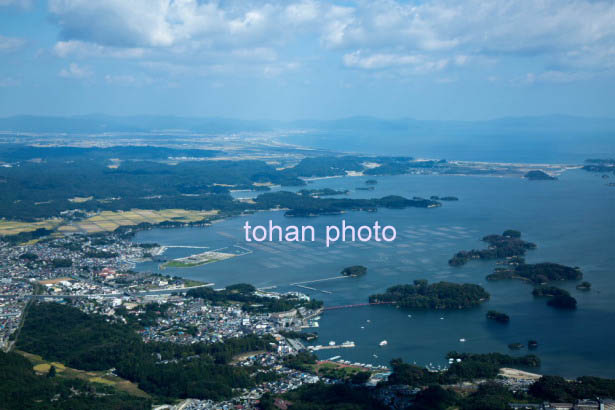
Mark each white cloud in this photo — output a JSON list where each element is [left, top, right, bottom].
[[324, 0, 615, 74], [520, 70, 592, 85], [0, 0, 32, 8], [59, 63, 93, 79], [284, 1, 320, 25], [343, 50, 448, 73], [0, 35, 26, 52], [53, 40, 146, 58], [45, 0, 615, 79], [48, 0, 284, 49], [263, 62, 300, 78], [231, 47, 277, 62]]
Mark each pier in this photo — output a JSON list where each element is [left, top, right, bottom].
[[289, 275, 352, 294], [290, 275, 351, 286], [294, 284, 332, 294], [308, 342, 355, 351], [323, 302, 395, 311]]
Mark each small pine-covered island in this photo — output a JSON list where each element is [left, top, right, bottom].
[[524, 170, 557, 180], [547, 294, 578, 310], [488, 262, 583, 284], [449, 230, 536, 266], [369, 279, 490, 310], [576, 281, 592, 291], [508, 342, 525, 350], [532, 285, 570, 297], [341, 265, 367, 277], [297, 188, 349, 197], [486, 310, 510, 324], [532, 285, 578, 310]]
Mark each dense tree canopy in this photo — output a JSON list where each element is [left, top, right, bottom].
[[369, 280, 489, 309]]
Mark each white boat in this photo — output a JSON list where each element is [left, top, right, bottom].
[[328, 341, 336, 346], [379, 340, 388, 346], [459, 338, 466, 342]]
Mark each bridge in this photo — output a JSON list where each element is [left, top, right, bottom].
[[322, 302, 395, 311]]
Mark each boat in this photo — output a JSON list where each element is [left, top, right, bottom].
[[407, 314, 412, 318], [373, 354, 378, 358], [379, 340, 388, 346], [459, 338, 466, 342], [328, 341, 336, 346]]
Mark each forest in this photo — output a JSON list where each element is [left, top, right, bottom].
[[16, 302, 277, 401], [0, 350, 151, 410], [0, 146, 446, 224]]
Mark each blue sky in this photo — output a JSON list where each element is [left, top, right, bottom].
[[0, 0, 614, 120]]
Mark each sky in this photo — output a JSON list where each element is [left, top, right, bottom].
[[0, 0, 614, 121]]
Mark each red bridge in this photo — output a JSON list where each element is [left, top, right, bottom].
[[322, 302, 395, 311]]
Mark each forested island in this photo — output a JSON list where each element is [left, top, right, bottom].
[[582, 158, 615, 174], [449, 230, 536, 266], [368, 280, 489, 309], [486, 310, 510, 323], [254, 191, 440, 217], [532, 286, 578, 309], [576, 281, 592, 291], [487, 261, 583, 284], [547, 294, 578, 309], [341, 265, 367, 277], [524, 170, 557, 180], [297, 188, 349, 197], [532, 285, 570, 297]]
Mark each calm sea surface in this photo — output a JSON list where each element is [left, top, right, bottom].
[[133, 170, 615, 378]]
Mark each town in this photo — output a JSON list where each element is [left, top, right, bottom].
[[2, 230, 614, 410]]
